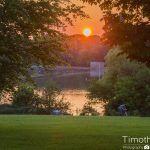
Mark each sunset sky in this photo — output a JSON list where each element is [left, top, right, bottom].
[[65, 1, 104, 36]]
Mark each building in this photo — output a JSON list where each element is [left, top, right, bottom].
[[90, 62, 105, 78]]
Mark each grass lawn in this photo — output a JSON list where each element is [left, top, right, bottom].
[[0, 116, 149, 150]]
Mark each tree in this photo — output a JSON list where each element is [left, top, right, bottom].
[[42, 80, 70, 114], [88, 48, 150, 116], [82, 0, 150, 65], [11, 83, 42, 114], [80, 102, 100, 116], [12, 83, 41, 111], [12, 81, 71, 114], [0, 0, 87, 92]]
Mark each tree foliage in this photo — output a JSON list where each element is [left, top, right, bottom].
[[11, 82, 70, 114], [82, 0, 150, 65], [80, 102, 100, 116], [42, 80, 70, 114], [0, 0, 86, 92], [12, 83, 41, 109], [88, 48, 150, 116]]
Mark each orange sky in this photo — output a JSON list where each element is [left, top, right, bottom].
[[65, 0, 104, 36]]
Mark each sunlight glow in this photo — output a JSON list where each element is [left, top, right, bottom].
[[83, 28, 92, 37]]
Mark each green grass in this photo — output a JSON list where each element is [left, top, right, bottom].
[[0, 116, 149, 150]]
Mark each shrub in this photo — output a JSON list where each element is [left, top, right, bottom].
[[13, 83, 40, 108], [88, 48, 150, 116], [41, 80, 71, 114], [80, 102, 100, 116], [3, 82, 71, 115]]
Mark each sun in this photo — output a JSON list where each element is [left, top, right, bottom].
[[83, 28, 92, 37]]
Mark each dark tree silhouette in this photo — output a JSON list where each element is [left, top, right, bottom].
[[82, 0, 150, 65], [0, 0, 86, 92]]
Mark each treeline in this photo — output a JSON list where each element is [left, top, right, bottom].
[[0, 82, 70, 115], [64, 35, 108, 66], [88, 48, 150, 116]]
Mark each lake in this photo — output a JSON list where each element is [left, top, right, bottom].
[[63, 90, 104, 116], [33, 71, 104, 116]]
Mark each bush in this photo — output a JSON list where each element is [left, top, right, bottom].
[[80, 102, 100, 116], [8, 82, 71, 115], [41, 80, 71, 114], [88, 48, 150, 116], [0, 104, 32, 114], [12, 83, 41, 109]]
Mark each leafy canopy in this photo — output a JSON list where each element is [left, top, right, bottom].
[[0, 0, 86, 92], [88, 48, 150, 116], [82, 0, 150, 65], [12, 82, 70, 114]]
